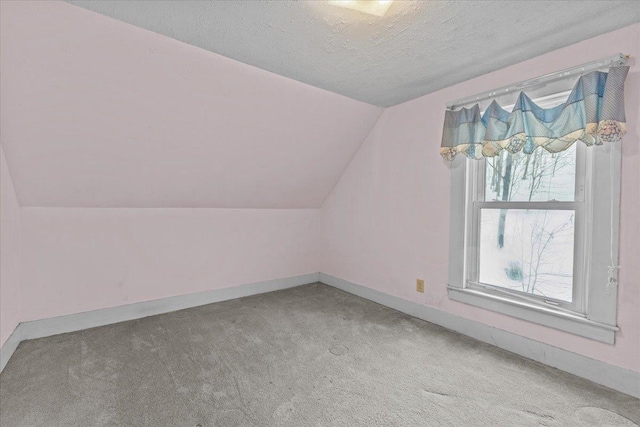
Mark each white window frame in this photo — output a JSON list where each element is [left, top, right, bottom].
[[447, 96, 621, 344]]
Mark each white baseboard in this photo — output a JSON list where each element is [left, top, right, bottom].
[[319, 273, 640, 399], [0, 328, 22, 374], [3, 271, 638, 399], [0, 273, 319, 372]]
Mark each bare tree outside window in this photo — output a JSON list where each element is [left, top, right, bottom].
[[479, 144, 577, 302]]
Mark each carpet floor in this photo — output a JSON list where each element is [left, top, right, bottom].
[[1, 283, 638, 426]]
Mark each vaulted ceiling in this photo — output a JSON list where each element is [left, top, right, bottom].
[[1, 1, 638, 209], [66, 0, 640, 107]]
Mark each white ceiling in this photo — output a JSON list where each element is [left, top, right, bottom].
[[67, 1, 640, 107]]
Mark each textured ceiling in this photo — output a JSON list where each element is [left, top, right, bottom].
[[0, 1, 381, 208], [66, 1, 640, 107]]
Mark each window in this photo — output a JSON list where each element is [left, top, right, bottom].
[[447, 94, 621, 344], [473, 143, 583, 309]]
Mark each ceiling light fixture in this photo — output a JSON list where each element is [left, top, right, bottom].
[[328, 0, 394, 17]]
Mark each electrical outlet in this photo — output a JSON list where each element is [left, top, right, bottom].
[[416, 279, 425, 293]]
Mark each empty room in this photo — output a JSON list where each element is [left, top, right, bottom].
[[1, 1, 639, 425]]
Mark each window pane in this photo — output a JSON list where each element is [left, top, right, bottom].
[[484, 143, 576, 202], [478, 209, 575, 302]]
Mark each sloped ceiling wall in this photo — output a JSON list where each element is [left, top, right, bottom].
[[0, 1, 382, 208]]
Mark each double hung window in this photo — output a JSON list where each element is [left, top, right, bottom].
[[447, 93, 621, 343]]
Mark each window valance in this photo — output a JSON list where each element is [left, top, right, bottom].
[[440, 66, 630, 161]]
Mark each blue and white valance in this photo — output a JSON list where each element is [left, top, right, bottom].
[[440, 66, 630, 161]]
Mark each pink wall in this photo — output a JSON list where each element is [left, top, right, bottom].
[[1, 1, 381, 209], [20, 208, 319, 321], [0, 146, 21, 346], [2, 1, 637, 376], [0, 2, 342, 331], [2, 1, 328, 332], [320, 24, 640, 372]]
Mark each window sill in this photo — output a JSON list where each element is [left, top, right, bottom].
[[447, 286, 618, 344]]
